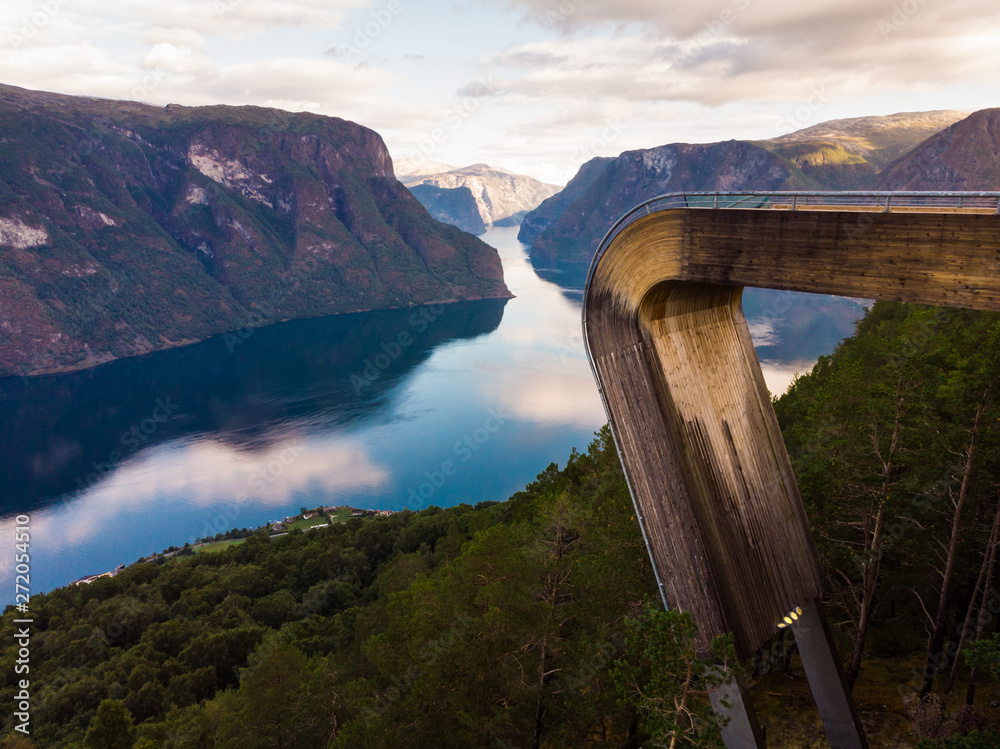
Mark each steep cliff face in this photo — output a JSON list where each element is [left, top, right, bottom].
[[0, 85, 510, 376], [878, 108, 1000, 190], [524, 110, 984, 267], [408, 184, 487, 235], [529, 140, 810, 265], [517, 156, 613, 246], [398, 161, 560, 226]]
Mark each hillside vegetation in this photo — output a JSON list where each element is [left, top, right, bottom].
[[2, 302, 999, 748], [0, 85, 510, 376]]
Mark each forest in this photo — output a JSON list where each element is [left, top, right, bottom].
[[1, 300, 999, 748]]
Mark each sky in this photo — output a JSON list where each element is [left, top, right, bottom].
[[2, 0, 999, 184]]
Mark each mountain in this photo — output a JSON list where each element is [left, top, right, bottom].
[[759, 110, 968, 189], [408, 184, 487, 235], [397, 160, 561, 228], [527, 140, 813, 266], [523, 110, 978, 266], [878, 108, 1000, 189], [0, 84, 510, 377], [516, 111, 977, 363], [393, 159, 456, 180], [517, 156, 614, 246]]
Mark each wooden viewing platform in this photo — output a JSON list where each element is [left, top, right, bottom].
[[582, 191, 1000, 749]]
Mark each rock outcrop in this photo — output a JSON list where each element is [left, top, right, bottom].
[[408, 184, 487, 235], [527, 140, 809, 266], [760, 110, 967, 189], [0, 84, 510, 376], [398, 161, 560, 227], [878, 108, 1000, 190], [522, 110, 979, 266]]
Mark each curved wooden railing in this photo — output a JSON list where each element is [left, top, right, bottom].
[[585, 191, 1000, 320]]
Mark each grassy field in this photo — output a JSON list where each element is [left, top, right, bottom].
[[327, 507, 361, 523], [182, 508, 365, 557], [193, 538, 247, 554], [285, 515, 332, 531]]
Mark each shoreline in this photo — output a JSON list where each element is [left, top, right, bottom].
[[4, 293, 515, 379], [66, 505, 396, 588]]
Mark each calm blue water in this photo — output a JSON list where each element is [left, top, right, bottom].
[[0, 226, 861, 599]]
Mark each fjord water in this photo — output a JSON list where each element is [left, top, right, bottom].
[[0, 227, 860, 598]]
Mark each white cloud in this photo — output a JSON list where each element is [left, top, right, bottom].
[[141, 26, 208, 49], [489, 0, 1000, 100], [487, 367, 606, 427], [481, 18, 1000, 112], [140, 42, 204, 74], [2, 0, 999, 188], [0, 44, 396, 121], [78, 0, 368, 36], [433, 0, 1000, 178], [0, 434, 391, 573]]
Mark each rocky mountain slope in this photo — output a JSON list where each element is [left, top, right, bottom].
[[521, 110, 979, 266], [878, 108, 1000, 189], [759, 110, 967, 189], [526, 140, 814, 265], [0, 84, 510, 376], [517, 156, 614, 247], [408, 184, 487, 235], [398, 160, 561, 227]]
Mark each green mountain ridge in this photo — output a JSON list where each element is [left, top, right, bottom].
[[521, 109, 984, 266], [0, 84, 511, 377], [526, 139, 822, 266], [3, 301, 998, 747], [759, 109, 970, 189]]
